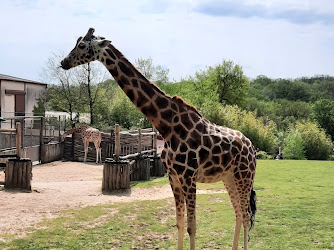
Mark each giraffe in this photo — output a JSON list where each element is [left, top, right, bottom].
[[62, 124, 102, 164], [61, 28, 257, 250]]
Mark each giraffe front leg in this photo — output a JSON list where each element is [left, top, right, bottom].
[[83, 141, 87, 162], [169, 176, 185, 250], [99, 147, 102, 163], [185, 180, 197, 250], [94, 145, 99, 163]]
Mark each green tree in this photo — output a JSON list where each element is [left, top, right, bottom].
[[249, 75, 273, 101], [198, 60, 249, 107], [109, 88, 149, 129], [311, 78, 334, 101], [312, 100, 334, 139], [282, 129, 306, 160]]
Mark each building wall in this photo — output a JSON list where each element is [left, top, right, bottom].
[[0, 79, 46, 129], [1, 80, 24, 118], [1, 80, 46, 118]]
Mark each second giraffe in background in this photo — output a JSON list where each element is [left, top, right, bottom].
[[62, 124, 102, 163]]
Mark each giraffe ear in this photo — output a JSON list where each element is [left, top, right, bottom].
[[98, 39, 111, 48]]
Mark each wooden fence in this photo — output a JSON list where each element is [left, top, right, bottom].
[[63, 125, 157, 162], [102, 125, 166, 191], [0, 123, 33, 190]]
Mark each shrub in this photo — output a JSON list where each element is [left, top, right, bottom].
[[256, 151, 273, 160], [296, 122, 333, 160], [312, 99, 334, 139], [201, 105, 277, 152], [282, 129, 306, 160]]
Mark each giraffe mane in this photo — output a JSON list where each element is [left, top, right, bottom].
[[172, 96, 203, 118]]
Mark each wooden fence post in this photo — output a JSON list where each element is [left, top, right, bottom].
[[115, 124, 120, 160], [138, 128, 142, 153], [58, 116, 61, 142], [5, 158, 32, 190], [21, 118, 24, 149], [102, 159, 130, 191], [16, 122, 21, 157], [153, 127, 157, 157], [39, 117, 44, 163], [71, 123, 75, 160]]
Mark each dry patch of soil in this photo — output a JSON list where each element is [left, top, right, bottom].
[[0, 161, 225, 241]]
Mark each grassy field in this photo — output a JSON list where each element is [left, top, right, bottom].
[[1, 160, 334, 249]]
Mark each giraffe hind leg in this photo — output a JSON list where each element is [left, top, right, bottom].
[[169, 175, 185, 250], [223, 179, 242, 250]]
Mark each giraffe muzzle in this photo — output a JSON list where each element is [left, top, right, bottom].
[[60, 59, 71, 70]]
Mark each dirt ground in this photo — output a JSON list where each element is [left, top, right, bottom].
[[0, 161, 225, 241]]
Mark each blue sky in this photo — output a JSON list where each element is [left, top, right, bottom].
[[1, 0, 334, 83]]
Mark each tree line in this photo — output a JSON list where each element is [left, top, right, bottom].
[[36, 53, 334, 160]]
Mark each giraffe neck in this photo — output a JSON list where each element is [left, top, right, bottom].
[[100, 44, 182, 139]]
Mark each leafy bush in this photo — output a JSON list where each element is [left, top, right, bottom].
[[256, 151, 273, 160], [296, 122, 333, 160], [200, 104, 277, 152], [223, 106, 277, 152], [282, 129, 306, 160], [312, 100, 334, 139]]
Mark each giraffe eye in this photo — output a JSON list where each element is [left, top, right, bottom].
[[78, 42, 86, 49]]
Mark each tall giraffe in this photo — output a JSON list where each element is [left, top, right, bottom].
[[61, 28, 257, 250], [62, 124, 102, 164]]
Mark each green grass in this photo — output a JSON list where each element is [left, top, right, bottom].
[[1, 160, 334, 249], [130, 176, 169, 188]]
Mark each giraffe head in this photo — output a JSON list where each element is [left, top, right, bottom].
[[61, 28, 111, 70]]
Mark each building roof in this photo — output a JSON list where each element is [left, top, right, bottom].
[[0, 73, 47, 85]]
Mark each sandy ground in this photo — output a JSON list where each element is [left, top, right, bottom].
[[0, 161, 225, 241]]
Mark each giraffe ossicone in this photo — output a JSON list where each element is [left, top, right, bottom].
[[62, 124, 102, 164], [61, 28, 257, 250]]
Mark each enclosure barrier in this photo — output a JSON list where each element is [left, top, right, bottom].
[[116, 126, 166, 179], [0, 123, 33, 190], [102, 158, 130, 191], [5, 158, 32, 190], [0, 122, 21, 158], [102, 124, 166, 191]]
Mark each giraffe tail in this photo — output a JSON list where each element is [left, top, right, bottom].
[[249, 189, 257, 230]]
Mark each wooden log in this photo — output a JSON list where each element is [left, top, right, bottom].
[[17, 161, 23, 187], [22, 161, 27, 188], [102, 162, 107, 190], [151, 157, 166, 177], [26, 160, 32, 190], [130, 160, 140, 181], [12, 161, 18, 187], [5, 160, 13, 188], [111, 161, 115, 190], [121, 163, 130, 189], [5, 159, 32, 190], [140, 158, 150, 181], [102, 159, 130, 191]]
